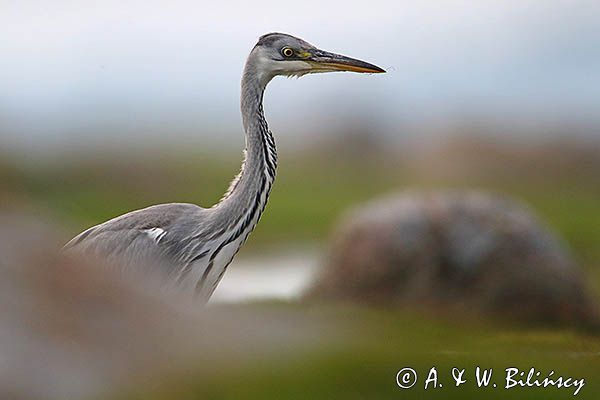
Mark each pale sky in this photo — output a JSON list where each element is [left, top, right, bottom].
[[1, 0, 599, 154]]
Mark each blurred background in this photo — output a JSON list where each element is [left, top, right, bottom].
[[1, 1, 599, 399]]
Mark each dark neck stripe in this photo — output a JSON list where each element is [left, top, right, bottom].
[[195, 114, 276, 295]]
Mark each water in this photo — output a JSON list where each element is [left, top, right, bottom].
[[210, 251, 319, 304]]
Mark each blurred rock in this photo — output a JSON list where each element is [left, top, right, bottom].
[[309, 191, 600, 330]]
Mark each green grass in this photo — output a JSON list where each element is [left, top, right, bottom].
[[115, 304, 600, 400]]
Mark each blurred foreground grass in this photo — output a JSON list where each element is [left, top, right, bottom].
[[117, 303, 600, 400]]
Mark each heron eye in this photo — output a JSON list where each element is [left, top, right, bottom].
[[282, 47, 294, 57]]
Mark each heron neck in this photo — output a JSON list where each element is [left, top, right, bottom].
[[214, 64, 277, 225]]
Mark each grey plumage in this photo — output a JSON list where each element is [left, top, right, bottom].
[[64, 33, 384, 303]]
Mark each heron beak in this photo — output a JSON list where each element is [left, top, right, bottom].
[[308, 49, 385, 74]]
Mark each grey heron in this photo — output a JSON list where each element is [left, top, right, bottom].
[[64, 33, 384, 303]]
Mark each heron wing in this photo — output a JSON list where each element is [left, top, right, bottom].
[[63, 203, 211, 277]]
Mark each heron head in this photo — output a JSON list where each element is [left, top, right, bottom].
[[248, 32, 385, 84]]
